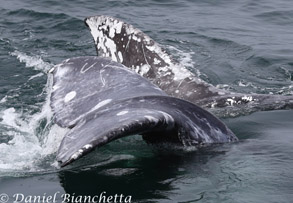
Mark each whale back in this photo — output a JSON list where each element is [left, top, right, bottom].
[[85, 15, 226, 101], [85, 15, 293, 117]]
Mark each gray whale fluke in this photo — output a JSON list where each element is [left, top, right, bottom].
[[50, 57, 237, 167], [85, 15, 293, 117], [48, 15, 293, 167]]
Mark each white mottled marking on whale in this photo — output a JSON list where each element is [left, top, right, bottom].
[[158, 66, 168, 72], [109, 27, 115, 38], [64, 91, 76, 103], [100, 69, 106, 87], [153, 58, 161, 65], [211, 101, 218, 108], [226, 98, 236, 106], [242, 95, 253, 102], [80, 62, 98, 73], [118, 51, 123, 63], [140, 64, 150, 76], [52, 84, 60, 92], [132, 34, 141, 42], [117, 110, 129, 116], [109, 21, 123, 38], [125, 38, 130, 50], [55, 66, 69, 78], [158, 111, 174, 124], [83, 144, 92, 150], [92, 99, 112, 111], [71, 149, 83, 160], [48, 67, 55, 73], [144, 115, 159, 123], [105, 38, 118, 62]]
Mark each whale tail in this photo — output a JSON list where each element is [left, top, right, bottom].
[[85, 15, 293, 117], [50, 57, 237, 167]]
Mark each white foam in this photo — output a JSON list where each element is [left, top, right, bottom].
[[1, 108, 21, 130], [0, 75, 68, 175], [28, 73, 44, 81], [167, 46, 195, 69], [41, 124, 68, 155], [10, 50, 53, 72], [0, 96, 7, 104], [0, 107, 35, 134], [0, 131, 42, 171], [165, 45, 205, 80]]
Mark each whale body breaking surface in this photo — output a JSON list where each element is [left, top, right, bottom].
[[48, 15, 293, 167], [85, 15, 293, 117]]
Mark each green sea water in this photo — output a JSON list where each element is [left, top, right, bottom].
[[0, 0, 293, 202]]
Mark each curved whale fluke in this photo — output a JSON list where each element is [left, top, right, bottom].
[[50, 56, 165, 128], [50, 57, 237, 167], [57, 95, 237, 167], [85, 15, 293, 117]]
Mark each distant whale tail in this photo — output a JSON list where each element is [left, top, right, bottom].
[[85, 15, 293, 117]]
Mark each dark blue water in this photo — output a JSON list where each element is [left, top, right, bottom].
[[0, 0, 293, 202]]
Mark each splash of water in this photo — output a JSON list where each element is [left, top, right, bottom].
[[10, 50, 52, 72], [166, 45, 210, 80], [0, 51, 68, 176]]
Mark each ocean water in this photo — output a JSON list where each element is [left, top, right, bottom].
[[0, 0, 293, 202]]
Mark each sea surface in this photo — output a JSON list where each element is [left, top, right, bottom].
[[0, 0, 293, 202]]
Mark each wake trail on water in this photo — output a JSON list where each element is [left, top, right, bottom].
[[166, 44, 293, 98], [0, 50, 68, 176], [10, 50, 52, 72]]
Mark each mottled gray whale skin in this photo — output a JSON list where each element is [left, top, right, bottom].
[[50, 56, 165, 128], [50, 57, 237, 167], [85, 15, 293, 117]]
